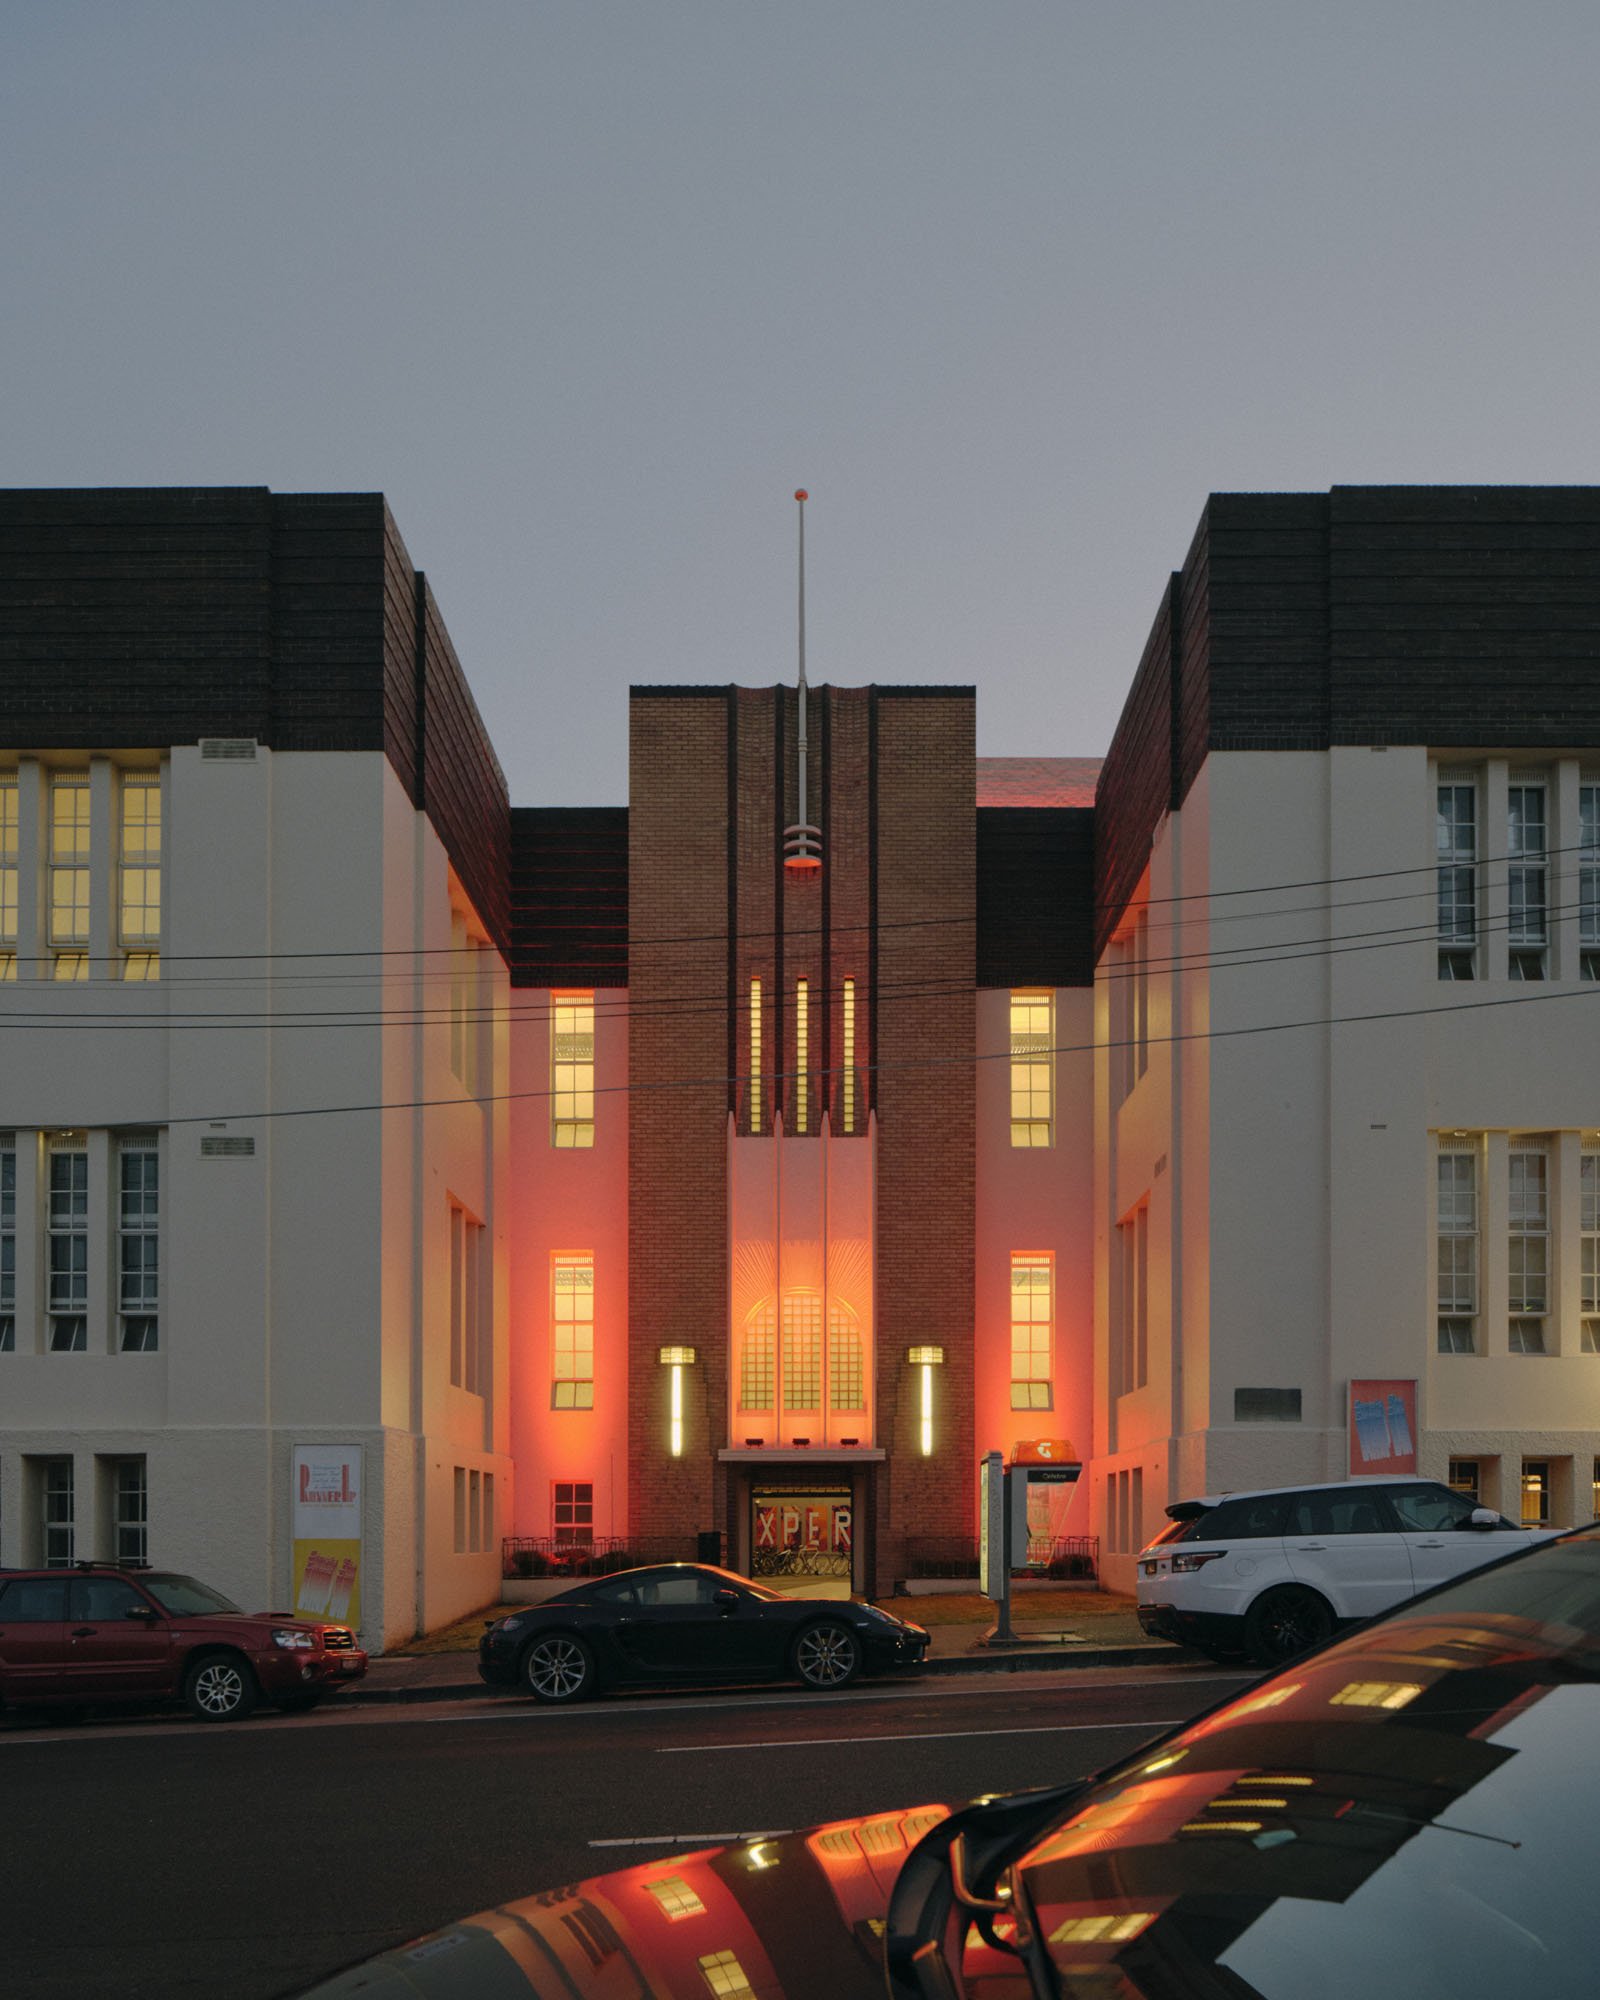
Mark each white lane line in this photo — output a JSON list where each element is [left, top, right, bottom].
[[589, 1830, 794, 1848], [659, 1718, 1184, 1753]]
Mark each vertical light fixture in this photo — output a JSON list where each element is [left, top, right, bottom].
[[794, 979, 809, 1134], [658, 1345, 697, 1457], [908, 1346, 945, 1457], [749, 978, 762, 1133], [841, 978, 856, 1134]]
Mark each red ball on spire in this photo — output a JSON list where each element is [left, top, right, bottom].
[[794, 489, 808, 502]]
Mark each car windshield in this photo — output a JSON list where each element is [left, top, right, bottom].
[[988, 1528, 1600, 1998], [140, 1573, 242, 1616]]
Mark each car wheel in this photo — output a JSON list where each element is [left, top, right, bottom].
[[521, 1632, 596, 1704], [184, 1652, 259, 1723], [274, 1692, 324, 1715], [792, 1621, 862, 1690], [1244, 1586, 1334, 1667]]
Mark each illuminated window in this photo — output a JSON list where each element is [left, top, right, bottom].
[[748, 978, 763, 1134], [1437, 1144, 1478, 1354], [782, 1293, 821, 1410], [118, 1134, 159, 1352], [553, 1480, 593, 1548], [1009, 992, 1052, 1146], [1582, 1148, 1600, 1352], [118, 771, 160, 975], [0, 1132, 13, 1351], [1010, 1254, 1053, 1410], [449, 1201, 485, 1393], [50, 773, 90, 975], [552, 1254, 595, 1409], [1507, 779, 1548, 980], [551, 993, 595, 1146], [1448, 1458, 1481, 1502], [829, 1300, 865, 1411], [644, 1876, 705, 1921], [1509, 1144, 1548, 1352], [47, 1132, 88, 1351], [697, 1951, 757, 1999], [794, 979, 809, 1134], [1437, 773, 1478, 979], [739, 1301, 775, 1412], [0, 773, 16, 980], [841, 977, 857, 1133], [1522, 1459, 1550, 1527]]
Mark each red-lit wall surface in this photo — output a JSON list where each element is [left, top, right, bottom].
[[974, 987, 1094, 1534], [508, 989, 630, 1538]]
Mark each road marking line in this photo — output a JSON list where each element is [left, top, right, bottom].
[[658, 1718, 1184, 1752], [589, 1830, 794, 1848]]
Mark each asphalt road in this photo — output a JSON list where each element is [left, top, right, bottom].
[[1, 1662, 1254, 2000]]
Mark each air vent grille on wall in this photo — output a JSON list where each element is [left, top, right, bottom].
[[199, 739, 258, 761], [200, 1135, 255, 1157], [1234, 1387, 1302, 1423]]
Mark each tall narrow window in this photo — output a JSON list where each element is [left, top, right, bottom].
[[449, 1202, 485, 1393], [748, 978, 763, 1135], [1437, 1147, 1478, 1353], [1583, 1148, 1600, 1353], [781, 1294, 821, 1411], [118, 1134, 159, 1351], [1448, 1459, 1481, 1502], [1133, 916, 1150, 1079], [114, 1457, 148, 1565], [553, 1480, 593, 1550], [47, 1133, 88, 1351], [1507, 780, 1548, 980], [49, 774, 90, 980], [551, 1254, 595, 1408], [1582, 783, 1600, 981], [43, 1459, 74, 1566], [1521, 1460, 1550, 1528], [1009, 992, 1053, 1147], [0, 1132, 14, 1351], [828, 1300, 865, 1411], [0, 772, 17, 981], [1508, 1145, 1549, 1353], [793, 979, 809, 1134], [550, 993, 595, 1147], [1436, 776, 1477, 980], [841, 978, 857, 1134], [1010, 1254, 1053, 1409], [119, 770, 161, 980], [739, 1301, 776, 1413], [449, 916, 489, 1095]]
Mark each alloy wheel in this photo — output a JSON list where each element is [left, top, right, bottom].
[[192, 1661, 246, 1716], [524, 1636, 590, 1700], [795, 1623, 859, 1687]]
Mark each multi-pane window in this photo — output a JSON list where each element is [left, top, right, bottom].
[[1115, 1206, 1149, 1393], [828, 1301, 865, 1412], [1010, 1254, 1053, 1410], [47, 1134, 89, 1351], [0, 772, 17, 980], [114, 1457, 148, 1565], [1506, 781, 1548, 980], [43, 1459, 75, 1566], [793, 979, 810, 1135], [551, 1255, 594, 1409], [118, 1135, 159, 1351], [1508, 1146, 1549, 1352], [0, 1132, 13, 1352], [1584, 1150, 1600, 1353], [119, 771, 161, 979], [644, 1877, 706, 1921], [1436, 778, 1478, 980], [1448, 1459, 1481, 1503], [553, 1480, 593, 1549], [782, 1294, 822, 1411], [697, 1952, 759, 2000], [449, 1202, 485, 1393], [49, 774, 91, 980], [1582, 783, 1600, 981], [1009, 992, 1053, 1147], [748, 978, 763, 1135], [1521, 1460, 1551, 1528], [841, 977, 858, 1134], [550, 993, 595, 1146], [1437, 1148, 1478, 1353], [739, 1302, 776, 1413]]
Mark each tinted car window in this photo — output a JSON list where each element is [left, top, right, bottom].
[[1176, 1493, 1289, 1541], [584, 1578, 639, 1607], [637, 1572, 718, 1607], [0, 1579, 67, 1622], [70, 1577, 151, 1621], [1387, 1483, 1481, 1532], [1284, 1488, 1393, 1536], [140, 1574, 240, 1616]]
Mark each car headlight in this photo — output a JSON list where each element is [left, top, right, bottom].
[[857, 1604, 902, 1627], [497, 1616, 525, 1634], [271, 1628, 315, 1650]]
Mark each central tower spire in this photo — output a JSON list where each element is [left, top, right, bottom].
[[783, 487, 823, 872]]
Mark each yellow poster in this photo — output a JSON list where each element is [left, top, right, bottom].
[[291, 1537, 362, 1627], [291, 1446, 363, 1630]]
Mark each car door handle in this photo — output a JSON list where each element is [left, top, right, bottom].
[[71, 1627, 96, 1637], [1294, 1543, 1327, 1552], [1415, 1540, 1445, 1549]]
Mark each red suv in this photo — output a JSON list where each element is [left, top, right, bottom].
[[0, 1565, 368, 1723]]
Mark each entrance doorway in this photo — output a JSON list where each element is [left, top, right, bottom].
[[751, 1486, 852, 1599]]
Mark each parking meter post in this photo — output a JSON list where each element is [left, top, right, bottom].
[[993, 1466, 1018, 1644]]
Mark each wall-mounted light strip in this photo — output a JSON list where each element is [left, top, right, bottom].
[[659, 1345, 697, 1457], [908, 1345, 945, 1457], [842, 978, 856, 1134], [749, 979, 762, 1134], [794, 979, 809, 1135]]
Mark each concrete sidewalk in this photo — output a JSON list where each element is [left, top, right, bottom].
[[346, 1617, 1199, 1704]]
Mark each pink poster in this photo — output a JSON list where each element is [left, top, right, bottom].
[[1349, 1380, 1417, 1477]]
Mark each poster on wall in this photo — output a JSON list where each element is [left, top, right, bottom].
[[1348, 1381, 1417, 1478], [291, 1445, 363, 1627], [750, 1489, 852, 1578]]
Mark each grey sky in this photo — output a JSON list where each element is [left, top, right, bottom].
[[7, 4, 1600, 804]]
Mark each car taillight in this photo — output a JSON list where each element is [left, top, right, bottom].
[[1171, 1551, 1226, 1573]]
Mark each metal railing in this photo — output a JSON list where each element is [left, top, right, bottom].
[[500, 1534, 719, 1581]]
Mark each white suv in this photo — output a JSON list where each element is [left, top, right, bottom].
[[1136, 1478, 1555, 1665]]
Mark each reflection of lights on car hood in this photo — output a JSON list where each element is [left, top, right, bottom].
[[1328, 1680, 1424, 1710]]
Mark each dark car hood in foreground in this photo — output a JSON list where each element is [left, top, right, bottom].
[[301, 1803, 949, 1998]]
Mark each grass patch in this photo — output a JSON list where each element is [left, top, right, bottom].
[[389, 1603, 522, 1655], [874, 1590, 1132, 1626]]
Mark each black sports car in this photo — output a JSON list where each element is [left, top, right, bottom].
[[476, 1562, 929, 1701]]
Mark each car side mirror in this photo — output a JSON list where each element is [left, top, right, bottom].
[[125, 1604, 159, 1620], [1467, 1508, 1500, 1529], [714, 1588, 740, 1613]]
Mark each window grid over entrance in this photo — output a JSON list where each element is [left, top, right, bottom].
[[736, 1293, 867, 1433]]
